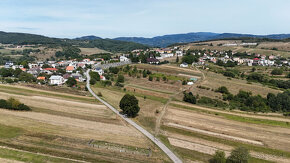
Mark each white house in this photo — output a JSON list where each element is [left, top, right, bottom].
[[180, 63, 188, 68], [93, 67, 104, 75], [176, 50, 183, 57], [120, 56, 130, 62], [49, 75, 65, 85]]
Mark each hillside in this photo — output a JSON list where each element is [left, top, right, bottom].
[[0, 31, 148, 52], [114, 32, 290, 47], [0, 31, 61, 45]]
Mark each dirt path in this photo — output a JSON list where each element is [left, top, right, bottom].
[[172, 101, 290, 123], [154, 90, 183, 136], [168, 138, 290, 163], [0, 146, 87, 163], [167, 123, 263, 145]]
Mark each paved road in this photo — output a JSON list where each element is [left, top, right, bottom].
[[86, 69, 182, 163]]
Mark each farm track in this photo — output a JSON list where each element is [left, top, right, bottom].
[[172, 101, 290, 123], [168, 138, 290, 163], [86, 69, 182, 163]]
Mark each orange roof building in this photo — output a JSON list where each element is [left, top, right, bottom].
[[66, 66, 75, 72], [37, 76, 46, 80]]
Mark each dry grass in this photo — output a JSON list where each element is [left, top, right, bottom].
[[80, 48, 110, 55], [163, 106, 290, 152], [0, 84, 169, 162]]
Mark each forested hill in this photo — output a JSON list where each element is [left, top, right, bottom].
[[114, 32, 290, 47], [0, 31, 149, 52], [0, 31, 61, 44]]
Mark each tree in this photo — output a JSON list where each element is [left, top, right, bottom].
[[149, 75, 153, 81], [210, 150, 226, 163], [90, 71, 100, 81], [66, 77, 77, 87], [183, 92, 196, 104], [117, 75, 125, 83], [271, 68, 283, 75], [216, 86, 229, 94], [90, 78, 96, 85], [7, 97, 21, 109], [251, 67, 256, 72], [227, 147, 250, 163], [119, 94, 140, 117], [18, 72, 36, 82], [176, 56, 179, 63]]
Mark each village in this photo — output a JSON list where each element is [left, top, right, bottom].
[[1, 43, 289, 87]]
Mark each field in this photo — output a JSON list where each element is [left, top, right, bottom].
[[89, 62, 290, 162], [80, 48, 111, 55], [0, 84, 169, 163]]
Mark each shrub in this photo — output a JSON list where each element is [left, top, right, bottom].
[[227, 147, 250, 163], [90, 78, 96, 85], [183, 92, 196, 104], [17, 104, 31, 111], [149, 75, 153, 81], [216, 86, 229, 94], [271, 68, 283, 75], [210, 150, 226, 163], [117, 75, 125, 83]]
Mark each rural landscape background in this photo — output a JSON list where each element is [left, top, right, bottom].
[[0, 0, 289, 163]]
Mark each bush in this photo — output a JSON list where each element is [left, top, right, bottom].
[[117, 75, 125, 83], [210, 150, 226, 163], [149, 75, 153, 81], [115, 82, 124, 87], [17, 104, 31, 111], [90, 78, 96, 85], [0, 98, 31, 111], [183, 92, 196, 104], [216, 86, 229, 94], [119, 94, 140, 117], [227, 147, 250, 163], [271, 68, 283, 75]]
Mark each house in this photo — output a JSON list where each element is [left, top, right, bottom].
[[147, 58, 160, 64], [120, 56, 130, 62], [28, 63, 38, 69], [66, 66, 75, 73], [71, 73, 85, 82], [180, 63, 188, 68], [5, 62, 14, 68], [44, 68, 58, 72], [37, 76, 46, 80], [176, 50, 183, 57], [161, 53, 174, 58], [49, 75, 65, 85], [93, 67, 104, 75]]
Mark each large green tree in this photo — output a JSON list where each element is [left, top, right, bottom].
[[66, 77, 77, 87], [119, 94, 140, 117]]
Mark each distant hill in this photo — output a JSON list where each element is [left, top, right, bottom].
[[75, 35, 102, 40], [0, 31, 148, 52], [0, 31, 60, 44], [114, 32, 290, 47]]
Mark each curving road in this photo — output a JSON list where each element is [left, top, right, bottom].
[[86, 70, 182, 163]]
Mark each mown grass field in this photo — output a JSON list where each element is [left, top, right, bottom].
[[0, 84, 169, 163]]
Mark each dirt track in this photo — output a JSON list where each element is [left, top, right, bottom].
[[164, 107, 290, 152], [168, 138, 290, 163], [172, 101, 290, 123]]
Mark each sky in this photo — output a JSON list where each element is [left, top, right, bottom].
[[0, 0, 289, 38]]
